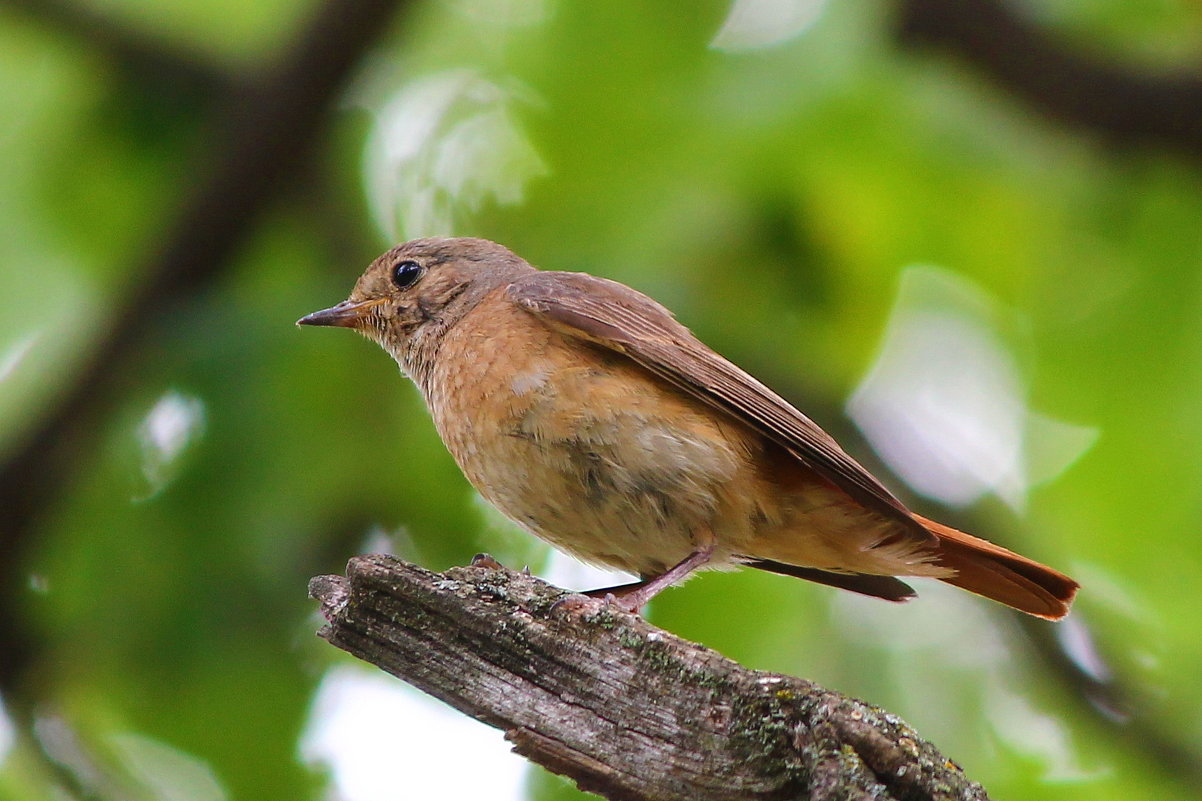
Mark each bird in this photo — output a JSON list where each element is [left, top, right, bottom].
[[298, 237, 1078, 619]]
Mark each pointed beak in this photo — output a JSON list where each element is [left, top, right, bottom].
[[296, 298, 386, 328]]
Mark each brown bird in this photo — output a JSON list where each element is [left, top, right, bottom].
[[299, 237, 1078, 619]]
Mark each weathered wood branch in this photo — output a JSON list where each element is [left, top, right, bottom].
[[310, 555, 990, 801]]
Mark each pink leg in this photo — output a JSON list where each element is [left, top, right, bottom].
[[584, 542, 716, 613]]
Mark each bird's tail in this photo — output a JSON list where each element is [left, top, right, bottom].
[[917, 515, 1079, 620]]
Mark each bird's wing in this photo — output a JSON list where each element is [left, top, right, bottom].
[[508, 271, 930, 540]]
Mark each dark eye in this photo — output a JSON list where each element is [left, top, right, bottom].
[[391, 260, 423, 289]]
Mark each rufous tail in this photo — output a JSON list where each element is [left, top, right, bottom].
[[917, 515, 1079, 620]]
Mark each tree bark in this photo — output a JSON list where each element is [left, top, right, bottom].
[[310, 555, 991, 801]]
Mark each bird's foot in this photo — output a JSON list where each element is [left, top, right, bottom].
[[468, 552, 505, 570], [549, 589, 644, 617]]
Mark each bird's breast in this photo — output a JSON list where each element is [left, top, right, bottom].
[[419, 293, 762, 576], [414, 290, 935, 581]]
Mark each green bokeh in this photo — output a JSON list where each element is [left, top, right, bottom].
[[1, 0, 1200, 799]]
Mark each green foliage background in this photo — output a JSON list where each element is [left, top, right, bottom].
[[1, 0, 1200, 799]]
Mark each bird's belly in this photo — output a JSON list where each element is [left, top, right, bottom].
[[424, 313, 761, 576], [421, 297, 935, 579], [459, 419, 731, 576]]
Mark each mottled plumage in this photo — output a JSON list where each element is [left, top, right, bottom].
[[299, 237, 1078, 618]]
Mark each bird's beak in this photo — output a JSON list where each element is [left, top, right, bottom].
[[296, 298, 386, 328]]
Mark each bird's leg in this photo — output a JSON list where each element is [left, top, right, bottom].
[[584, 537, 716, 614]]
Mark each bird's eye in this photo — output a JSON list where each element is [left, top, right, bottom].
[[391, 260, 424, 289]]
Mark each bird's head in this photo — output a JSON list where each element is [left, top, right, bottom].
[[298, 237, 536, 375]]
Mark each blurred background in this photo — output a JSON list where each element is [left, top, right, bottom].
[[1, 0, 1200, 799]]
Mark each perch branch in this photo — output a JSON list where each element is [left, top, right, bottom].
[[310, 554, 990, 801], [761, 367, 1202, 796]]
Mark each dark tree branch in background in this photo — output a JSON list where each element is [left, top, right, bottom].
[[0, 0, 407, 694], [896, 0, 1202, 158], [1017, 616, 1202, 790], [311, 555, 990, 801], [5, 0, 233, 96]]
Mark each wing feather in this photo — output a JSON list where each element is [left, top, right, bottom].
[[507, 271, 930, 541]]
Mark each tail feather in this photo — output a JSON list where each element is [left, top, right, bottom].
[[917, 515, 1079, 620], [746, 559, 917, 602]]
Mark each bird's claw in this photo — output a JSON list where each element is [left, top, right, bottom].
[[550, 592, 609, 617], [469, 553, 505, 570], [550, 590, 640, 617]]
